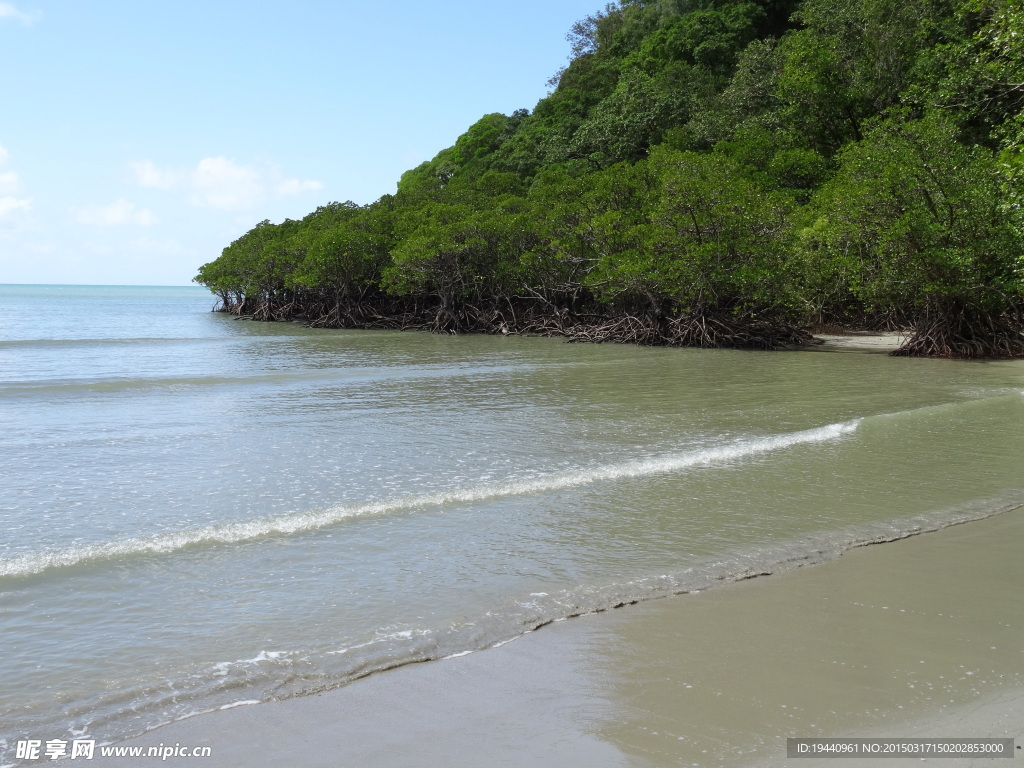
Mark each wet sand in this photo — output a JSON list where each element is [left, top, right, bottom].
[[812, 331, 906, 352], [79, 506, 1024, 767]]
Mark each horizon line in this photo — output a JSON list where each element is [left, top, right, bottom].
[[0, 283, 204, 289]]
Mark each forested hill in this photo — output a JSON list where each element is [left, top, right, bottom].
[[195, 0, 1024, 358]]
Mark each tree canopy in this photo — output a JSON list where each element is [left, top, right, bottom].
[[196, 0, 1024, 357]]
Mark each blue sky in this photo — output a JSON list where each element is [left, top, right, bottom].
[[0, 0, 601, 285]]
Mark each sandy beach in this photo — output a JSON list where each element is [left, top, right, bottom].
[[812, 331, 907, 352], [73, 503, 1024, 768]]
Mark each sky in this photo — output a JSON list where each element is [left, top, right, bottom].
[[0, 0, 602, 286]]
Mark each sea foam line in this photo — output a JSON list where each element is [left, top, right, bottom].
[[0, 419, 859, 578]]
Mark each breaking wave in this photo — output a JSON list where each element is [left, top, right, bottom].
[[0, 419, 859, 578]]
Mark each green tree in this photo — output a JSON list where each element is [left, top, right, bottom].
[[645, 147, 798, 316], [801, 112, 1024, 355]]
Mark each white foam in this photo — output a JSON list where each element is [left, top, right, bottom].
[[219, 700, 261, 710], [238, 650, 286, 664], [490, 636, 521, 649], [0, 419, 860, 578], [211, 651, 288, 676], [327, 639, 378, 656]]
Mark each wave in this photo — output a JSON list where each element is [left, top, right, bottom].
[[321, 490, 1024, 676], [0, 361, 553, 399], [0, 337, 218, 349], [0, 419, 860, 578], [0, 371, 326, 397], [42, 490, 1023, 756], [198, 489, 1024, 692]]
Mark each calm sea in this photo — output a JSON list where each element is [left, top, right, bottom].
[[1, 284, 1022, 763]]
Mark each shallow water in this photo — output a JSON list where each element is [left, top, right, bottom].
[[1, 284, 1022, 762]]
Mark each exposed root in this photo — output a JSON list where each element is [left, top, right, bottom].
[[565, 310, 816, 350], [212, 293, 822, 351], [893, 308, 1024, 359]]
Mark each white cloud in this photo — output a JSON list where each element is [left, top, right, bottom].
[[70, 198, 158, 227], [131, 159, 179, 190], [132, 156, 323, 211], [0, 170, 18, 194], [0, 145, 27, 197], [277, 178, 325, 197], [128, 236, 197, 258], [190, 156, 265, 211], [0, 3, 40, 25], [0, 195, 31, 218]]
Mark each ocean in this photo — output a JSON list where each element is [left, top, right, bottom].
[[1, 284, 1022, 764]]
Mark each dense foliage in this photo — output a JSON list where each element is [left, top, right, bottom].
[[196, 0, 1024, 357]]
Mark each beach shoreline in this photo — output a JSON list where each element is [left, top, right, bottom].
[[811, 331, 907, 353], [66, 504, 1024, 768]]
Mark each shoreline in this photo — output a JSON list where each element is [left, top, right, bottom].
[[72, 504, 1024, 767], [809, 330, 906, 352], [227, 302, 910, 355], [231, 306, 1023, 360]]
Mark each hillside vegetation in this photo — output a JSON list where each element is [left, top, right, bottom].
[[195, 0, 1024, 357]]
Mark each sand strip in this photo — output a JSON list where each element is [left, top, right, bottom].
[[76, 507, 1024, 767], [811, 332, 906, 352]]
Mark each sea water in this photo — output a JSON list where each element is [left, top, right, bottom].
[[1, 284, 1022, 763]]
